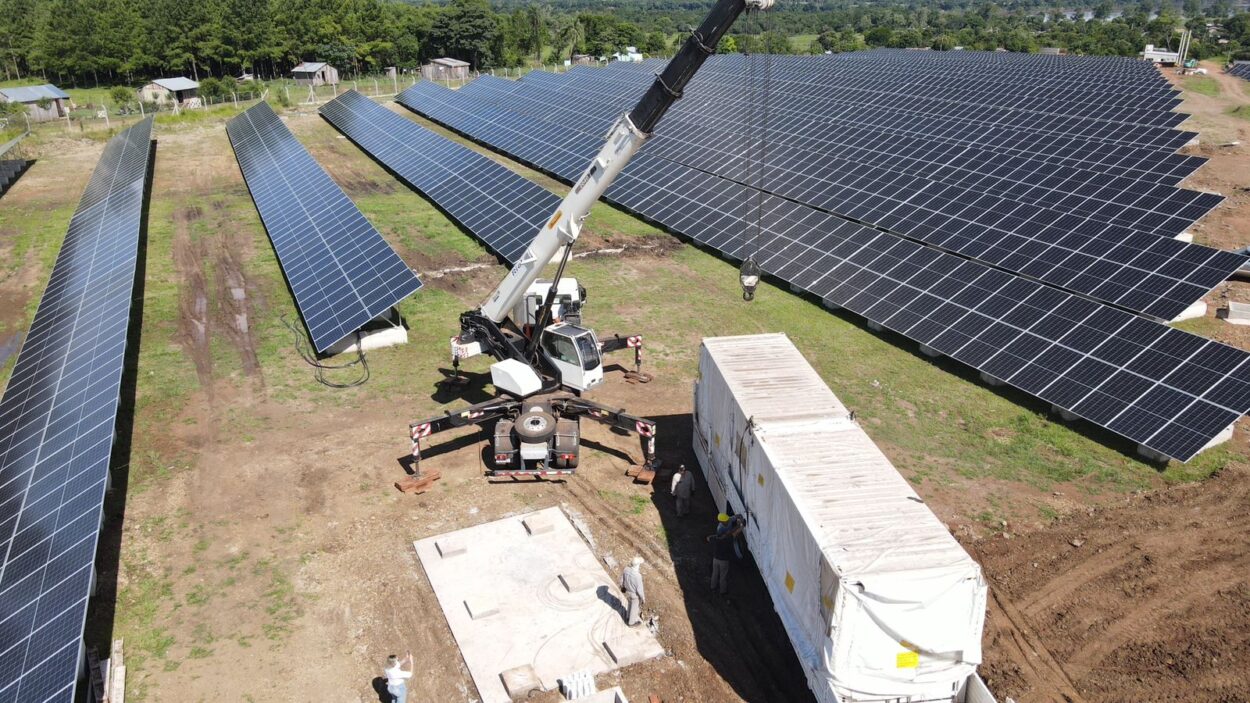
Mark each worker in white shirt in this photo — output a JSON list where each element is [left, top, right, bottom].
[[384, 652, 414, 702], [620, 556, 646, 626], [670, 464, 696, 517]]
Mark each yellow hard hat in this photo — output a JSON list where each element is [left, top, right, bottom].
[[717, 513, 729, 523]]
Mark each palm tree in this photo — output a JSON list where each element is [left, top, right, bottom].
[[558, 17, 586, 61]]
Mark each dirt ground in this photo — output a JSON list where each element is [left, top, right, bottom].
[[2, 67, 1250, 703]]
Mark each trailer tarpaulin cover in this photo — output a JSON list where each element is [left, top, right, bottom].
[[692, 334, 991, 703]]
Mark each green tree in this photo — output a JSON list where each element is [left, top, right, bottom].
[[640, 30, 667, 55], [428, 0, 498, 68], [716, 35, 737, 53], [109, 85, 134, 111]]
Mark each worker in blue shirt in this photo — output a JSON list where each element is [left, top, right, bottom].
[[706, 513, 745, 596]]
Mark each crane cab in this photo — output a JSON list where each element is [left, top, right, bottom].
[[539, 323, 604, 392], [517, 278, 586, 328]]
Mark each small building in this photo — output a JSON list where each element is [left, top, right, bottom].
[[571, 53, 595, 66], [611, 46, 644, 63], [0, 84, 69, 122], [1039, 46, 1066, 55], [141, 77, 200, 106], [421, 58, 471, 81], [1142, 43, 1181, 64], [292, 61, 339, 87]]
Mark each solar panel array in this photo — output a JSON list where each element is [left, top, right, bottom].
[[448, 63, 1242, 322], [0, 117, 153, 703], [1228, 62, 1250, 82], [226, 101, 423, 354], [0, 160, 30, 199], [319, 91, 559, 265], [395, 53, 1250, 462]]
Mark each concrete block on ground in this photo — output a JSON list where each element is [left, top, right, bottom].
[[559, 572, 596, 593], [436, 537, 466, 558], [499, 665, 541, 700], [1137, 444, 1171, 463], [1051, 405, 1080, 422], [866, 320, 884, 332], [918, 343, 943, 358], [601, 635, 663, 667], [821, 300, 841, 310], [523, 513, 554, 535], [1174, 231, 1193, 243], [1202, 423, 1235, 451], [1170, 300, 1207, 323], [465, 597, 499, 620], [559, 670, 596, 699], [1223, 301, 1250, 325], [979, 372, 1004, 387]]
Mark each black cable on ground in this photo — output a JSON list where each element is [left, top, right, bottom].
[[282, 314, 370, 388]]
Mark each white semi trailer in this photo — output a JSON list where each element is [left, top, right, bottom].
[[692, 334, 997, 703]]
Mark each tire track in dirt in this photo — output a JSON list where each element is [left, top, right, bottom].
[[975, 466, 1250, 702], [172, 205, 213, 390], [212, 219, 261, 378]]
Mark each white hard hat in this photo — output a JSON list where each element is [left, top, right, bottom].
[[631, 556, 644, 567]]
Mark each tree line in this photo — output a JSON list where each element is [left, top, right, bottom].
[[0, 0, 1248, 87]]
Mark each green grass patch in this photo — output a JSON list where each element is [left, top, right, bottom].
[[1230, 105, 1250, 121], [1184, 75, 1221, 97]]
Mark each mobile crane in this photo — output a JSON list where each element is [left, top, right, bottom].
[[408, 0, 775, 479]]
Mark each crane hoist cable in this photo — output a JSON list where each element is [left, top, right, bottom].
[[739, 7, 773, 301]]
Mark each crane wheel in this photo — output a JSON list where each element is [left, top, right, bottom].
[[514, 410, 557, 442]]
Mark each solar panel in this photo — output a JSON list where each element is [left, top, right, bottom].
[[400, 81, 1242, 322], [225, 101, 422, 354], [319, 91, 559, 265], [496, 72, 1221, 236], [1228, 63, 1250, 82], [0, 117, 153, 703], [396, 81, 1250, 461]]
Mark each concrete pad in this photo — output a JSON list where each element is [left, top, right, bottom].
[[602, 636, 658, 667], [436, 537, 466, 558], [1174, 231, 1194, 243], [1051, 405, 1080, 422], [522, 513, 554, 535], [414, 507, 663, 703], [918, 343, 943, 358], [464, 597, 499, 620], [499, 665, 541, 700], [979, 372, 1004, 387], [1223, 301, 1250, 325], [559, 572, 596, 593]]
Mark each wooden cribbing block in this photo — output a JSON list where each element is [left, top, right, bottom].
[[395, 467, 442, 494]]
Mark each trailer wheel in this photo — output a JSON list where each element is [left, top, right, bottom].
[[514, 410, 557, 442]]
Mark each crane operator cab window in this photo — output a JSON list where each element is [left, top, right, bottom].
[[540, 324, 605, 391]]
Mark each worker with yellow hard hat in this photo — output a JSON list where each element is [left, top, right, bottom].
[[706, 512, 745, 597]]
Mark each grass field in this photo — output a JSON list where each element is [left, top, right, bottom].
[[1183, 74, 1221, 96]]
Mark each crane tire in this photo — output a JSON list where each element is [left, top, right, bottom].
[[514, 410, 557, 442]]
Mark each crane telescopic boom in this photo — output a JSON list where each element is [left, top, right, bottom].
[[478, 0, 776, 324]]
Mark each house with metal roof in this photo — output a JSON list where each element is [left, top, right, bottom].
[[140, 77, 200, 106], [292, 61, 339, 87], [421, 57, 471, 81], [0, 84, 69, 122]]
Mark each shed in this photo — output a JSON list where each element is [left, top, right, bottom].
[[421, 58, 471, 81], [292, 61, 339, 87], [1039, 46, 1066, 55], [0, 84, 69, 122], [141, 77, 200, 106], [612, 46, 644, 63], [571, 53, 595, 66]]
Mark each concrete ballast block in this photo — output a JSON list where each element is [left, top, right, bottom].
[[436, 538, 466, 558], [559, 572, 596, 593], [499, 665, 541, 700], [918, 343, 943, 358], [523, 514, 554, 535], [601, 637, 654, 667], [464, 597, 499, 620], [1224, 301, 1250, 326], [1170, 300, 1207, 323]]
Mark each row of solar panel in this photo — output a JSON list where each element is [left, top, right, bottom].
[[225, 102, 423, 354], [476, 73, 1216, 238], [544, 68, 1205, 187], [415, 78, 1240, 322], [0, 118, 154, 703], [388, 82, 1250, 463], [1228, 62, 1250, 81]]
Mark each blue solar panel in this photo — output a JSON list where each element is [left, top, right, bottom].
[[396, 80, 1250, 462], [226, 101, 422, 354], [0, 117, 153, 703], [319, 91, 559, 265]]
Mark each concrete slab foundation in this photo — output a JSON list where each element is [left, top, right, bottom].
[[919, 344, 943, 358], [324, 323, 408, 355], [414, 507, 663, 703], [499, 665, 541, 700], [1174, 231, 1194, 243]]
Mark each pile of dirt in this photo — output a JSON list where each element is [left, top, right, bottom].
[[972, 464, 1250, 702]]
